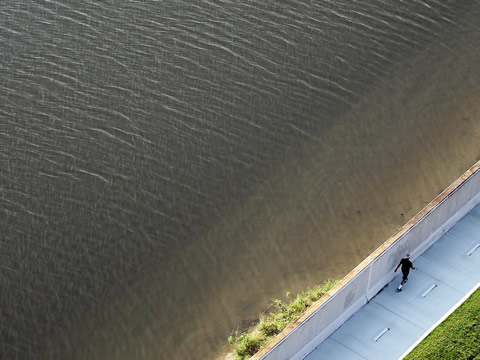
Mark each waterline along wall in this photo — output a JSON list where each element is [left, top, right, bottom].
[[252, 160, 480, 360]]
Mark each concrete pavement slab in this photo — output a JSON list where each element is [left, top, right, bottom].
[[413, 255, 478, 294], [371, 270, 462, 330], [304, 338, 367, 360], [447, 215, 480, 244], [327, 301, 424, 360], [426, 232, 480, 275]]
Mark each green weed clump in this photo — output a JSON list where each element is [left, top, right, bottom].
[[228, 279, 338, 360], [405, 288, 480, 360]]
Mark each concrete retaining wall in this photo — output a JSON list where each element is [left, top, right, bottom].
[[253, 160, 480, 360]]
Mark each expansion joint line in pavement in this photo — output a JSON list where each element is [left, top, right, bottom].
[[327, 337, 368, 360]]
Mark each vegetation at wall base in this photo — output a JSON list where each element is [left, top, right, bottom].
[[405, 287, 480, 360], [228, 279, 338, 360]]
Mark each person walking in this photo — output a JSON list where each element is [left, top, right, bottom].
[[394, 253, 416, 292]]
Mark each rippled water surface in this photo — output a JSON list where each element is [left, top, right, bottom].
[[1, 1, 480, 359]]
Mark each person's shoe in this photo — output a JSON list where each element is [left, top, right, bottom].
[[396, 288, 402, 292]]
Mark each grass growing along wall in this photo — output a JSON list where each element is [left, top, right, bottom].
[[405, 287, 480, 360], [228, 279, 338, 360]]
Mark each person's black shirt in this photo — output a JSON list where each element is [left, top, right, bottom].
[[400, 258, 413, 273]]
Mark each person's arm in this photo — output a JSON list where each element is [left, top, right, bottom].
[[394, 262, 401, 272], [411, 265, 416, 270]]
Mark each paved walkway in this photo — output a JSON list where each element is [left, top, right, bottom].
[[305, 203, 480, 360]]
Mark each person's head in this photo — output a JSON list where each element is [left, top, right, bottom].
[[405, 253, 411, 259]]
